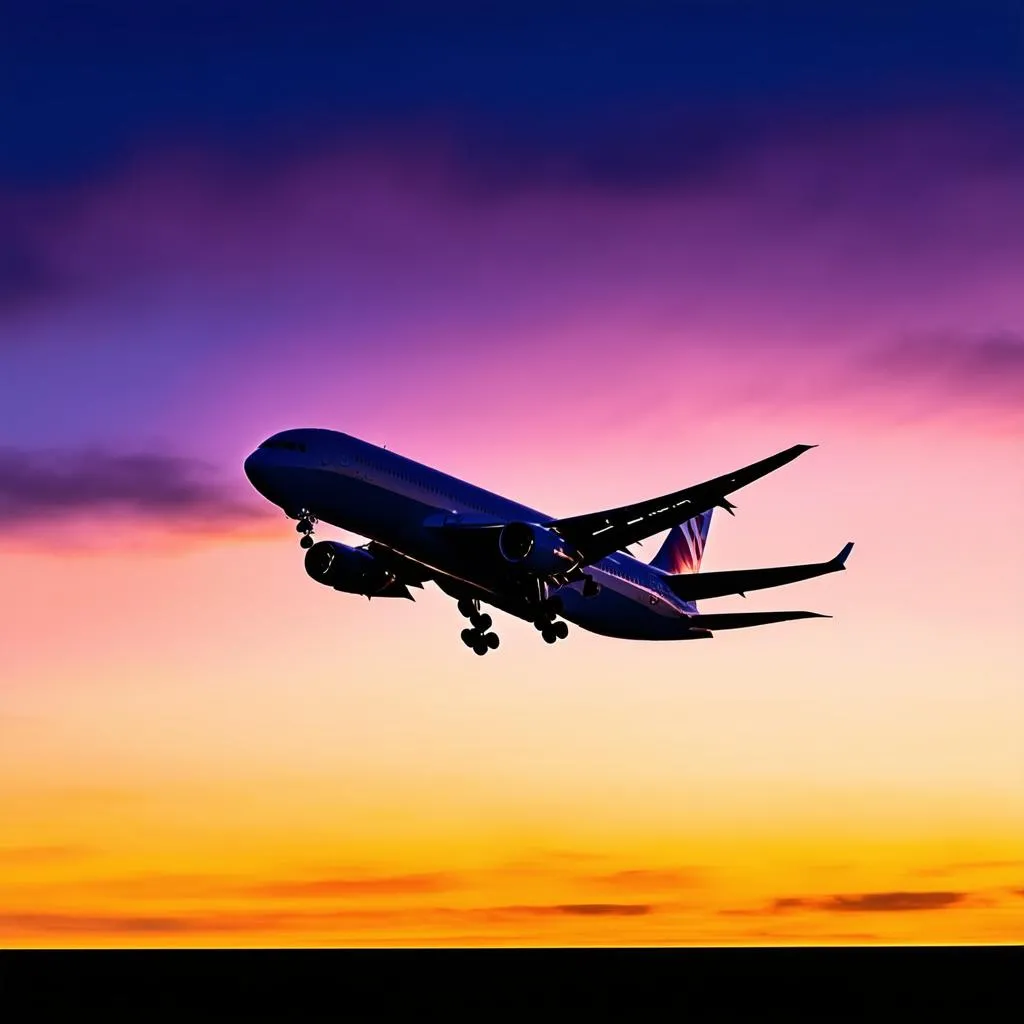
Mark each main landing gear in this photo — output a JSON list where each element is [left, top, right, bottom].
[[295, 509, 317, 549], [457, 598, 500, 656], [532, 596, 569, 645]]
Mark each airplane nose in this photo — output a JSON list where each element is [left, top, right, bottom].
[[243, 450, 262, 487]]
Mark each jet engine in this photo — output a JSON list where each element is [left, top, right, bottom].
[[304, 541, 411, 598], [497, 521, 580, 576]]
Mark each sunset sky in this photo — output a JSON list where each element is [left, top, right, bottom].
[[1, 2, 1022, 946]]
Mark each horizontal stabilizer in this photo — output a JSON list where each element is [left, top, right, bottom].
[[681, 610, 830, 630], [664, 541, 854, 602]]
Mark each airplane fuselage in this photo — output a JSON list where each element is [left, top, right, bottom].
[[243, 428, 710, 641]]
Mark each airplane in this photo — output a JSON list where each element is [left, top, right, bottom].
[[243, 429, 853, 655]]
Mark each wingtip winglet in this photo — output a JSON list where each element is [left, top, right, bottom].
[[782, 443, 817, 461], [835, 541, 854, 566]]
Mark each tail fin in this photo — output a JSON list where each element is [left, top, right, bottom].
[[650, 510, 713, 575]]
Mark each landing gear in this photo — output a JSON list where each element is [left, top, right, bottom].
[[582, 576, 601, 598], [457, 597, 499, 655], [540, 620, 569, 644], [294, 510, 317, 549], [462, 625, 500, 655], [531, 596, 561, 626], [533, 596, 569, 644], [471, 631, 500, 655], [522, 584, 570, 645]]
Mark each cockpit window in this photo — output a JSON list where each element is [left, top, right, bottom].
[[259, 438, 307, 452]]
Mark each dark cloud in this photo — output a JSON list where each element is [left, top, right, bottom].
[[847, 333, 1024, 425], [772, 897, 812, 912], [743, 331, 1024, 428], [771, 891, 966, 913], [555, 903, 651, 917], [858, 332, 1024, 403], [0, 901, 653, 938], [63, 870, 459, 901], [502, 903, 652, 918], [0, 447, 267, 531], [0, 911, 286, 936]]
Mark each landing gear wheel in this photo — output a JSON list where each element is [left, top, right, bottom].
[[295, 511, 317, 549], [473, 639, 489, 655], [461, 628, 477, 647], [554, 621, 569, 640], [542, 627, 557, 644], [485, 632, 500, 650], [470, 612, 492, 631]]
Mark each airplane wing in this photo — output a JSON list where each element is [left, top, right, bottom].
[[665, 542, 853, 602], [684, 610, 830, 630], [549, 444, 816, 568]]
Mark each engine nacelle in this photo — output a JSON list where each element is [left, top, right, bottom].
[[497, 521, 580, 576], [304, 540, 398, 596]]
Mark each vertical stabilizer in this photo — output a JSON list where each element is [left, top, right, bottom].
[[649, 510, 713, 574]]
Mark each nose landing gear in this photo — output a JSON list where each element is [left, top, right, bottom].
[[295, 510, 317, 549]]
